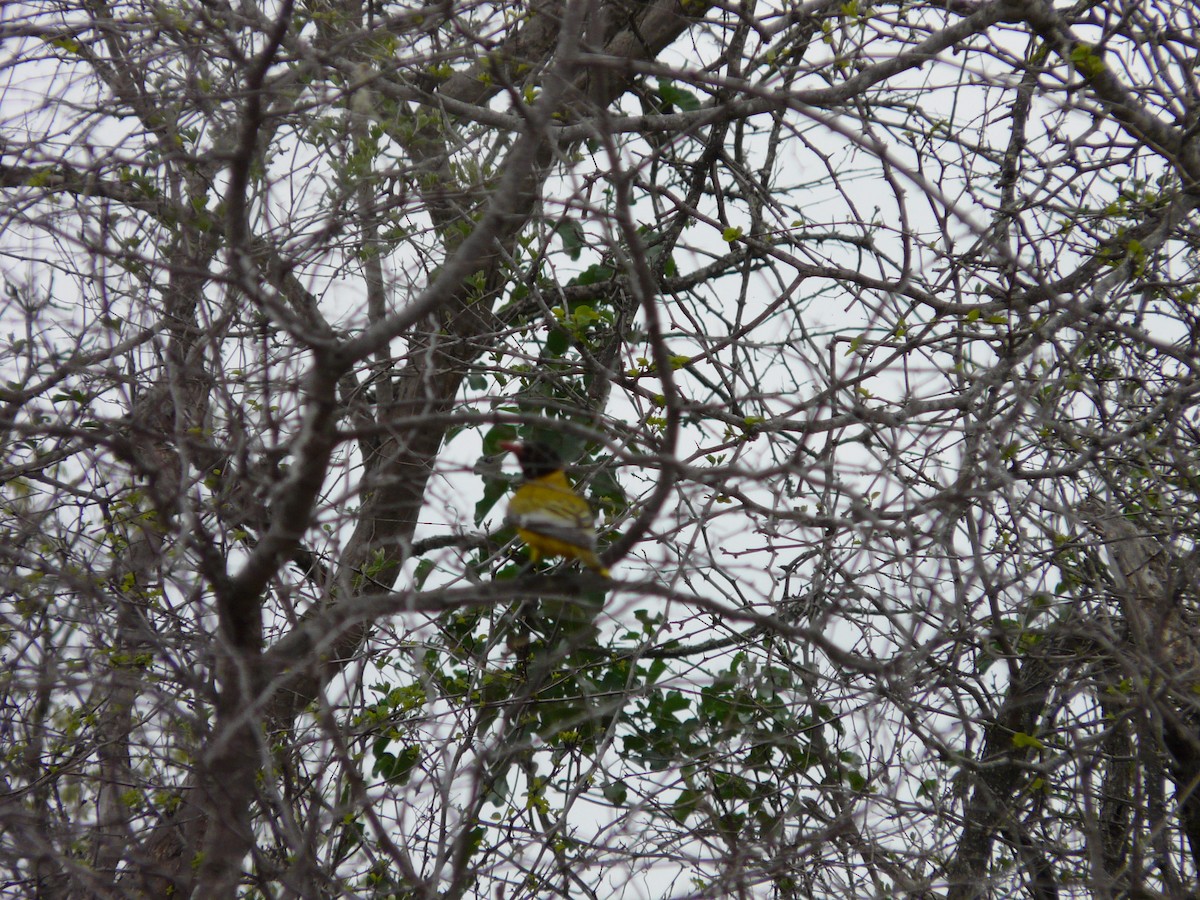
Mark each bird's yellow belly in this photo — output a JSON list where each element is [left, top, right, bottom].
[[516, 527, 592, 562]]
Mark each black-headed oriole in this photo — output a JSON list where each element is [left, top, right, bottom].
[[500, 440, 610, 577]]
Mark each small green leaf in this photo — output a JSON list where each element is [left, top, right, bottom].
[[569, 263, 616, 286], [1068, 42, 1106, 78], [660, 691, 690, 715], [671, 788, 702, 824], [554, 219, 585, 260], [414, 558, 434, 589], [655, 78, 701, 112], [545, 327, 569, 357], [602, 781, 628, 805], [372, 743, 421, 785], [1012, 732, 1044, 750], [49, 36, 82, 54]]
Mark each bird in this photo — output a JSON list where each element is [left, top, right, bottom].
[[499, 440, 610, 577]]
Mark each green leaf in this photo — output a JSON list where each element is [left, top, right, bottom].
[[588, 463, 627, 519], [474, 476, 509, 526], [372, 743, 421, 785], [602, 781, 628, 805], [475, 431, 518, 525], [660, 691, 691, 715], [554, 219, 586, 260], [655, 78, 701, 112], [545, 326, 569, 357], [671, 788, 702, 824], [414, 558, 434, 589], [481, 425, 518, 457], [1068, 42, 1106, 79], [569, 263, 616, 286], [48, 36, 82, 54], [1012, 732, 1044, 750]]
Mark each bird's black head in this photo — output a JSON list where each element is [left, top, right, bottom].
[[499, 440, 564, 480]]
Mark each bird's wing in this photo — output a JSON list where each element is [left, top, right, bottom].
[[506, 482, 596, 549], [507, 511, 597, 550]]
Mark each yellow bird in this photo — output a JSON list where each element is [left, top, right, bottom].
[[500, 440, 610, 577]]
